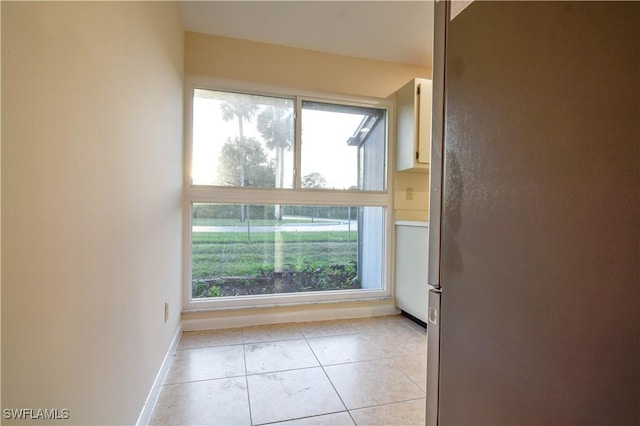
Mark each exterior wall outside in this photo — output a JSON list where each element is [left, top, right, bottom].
[[1, 2, 184, 424], [360, 121, 386, 288]]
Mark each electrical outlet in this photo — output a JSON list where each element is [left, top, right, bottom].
[[164, 302, 169, 323], [406, 187, 414, 201]]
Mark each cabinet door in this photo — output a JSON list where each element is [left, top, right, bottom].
[[395, 225, 429, 322], [417, 80, 432, 164], [396, 80, 420, 171], [396, 78, 431, 171]]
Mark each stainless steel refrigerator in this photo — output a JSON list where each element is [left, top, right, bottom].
[[426, 1, 639, 424]]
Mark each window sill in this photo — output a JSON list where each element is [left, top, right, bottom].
[[181, 297, 398, 331], [184, 288, 391, 312]]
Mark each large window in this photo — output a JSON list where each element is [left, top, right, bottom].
[[185, 80, 391, 309]]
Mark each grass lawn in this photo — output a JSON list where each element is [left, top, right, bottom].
[[192, 230, 357, 279], [192, 217, 343, 226]]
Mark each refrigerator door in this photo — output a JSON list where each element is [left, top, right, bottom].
[[426, 1, 449, 423], [427, 0, 448, 289], [425, 288, 441, 426], [437, 2, 639, 424]]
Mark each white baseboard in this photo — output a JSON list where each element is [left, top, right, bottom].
[[182, 300, 400, 331], [136, 324, 182, 426]]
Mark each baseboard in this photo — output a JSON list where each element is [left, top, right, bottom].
[[182, 300, 400, 331], [400, 310, 427, 329], [136, 324, 182, 426]]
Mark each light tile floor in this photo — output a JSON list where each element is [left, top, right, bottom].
[[149, 315, 427, 426]]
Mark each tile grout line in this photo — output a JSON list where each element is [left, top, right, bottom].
[[253, 409, 350, 426], [348, 396, 428, 418], [303, 319, 359, 425], [162, 374, 248, 387], [342, 319, 361, 425], [366, 320, 428, 397], [241, 326, 255, 426], [389, 357, 428, 395]]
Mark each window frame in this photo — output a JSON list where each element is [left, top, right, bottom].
[[183, 76, 395, 311]]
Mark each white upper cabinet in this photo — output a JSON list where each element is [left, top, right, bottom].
[[396, 78, 432, 172]]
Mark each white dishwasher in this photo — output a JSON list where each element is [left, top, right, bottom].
[[395, 221, 429, 323]]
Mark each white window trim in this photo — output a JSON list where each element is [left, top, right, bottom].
[[182, 76, 396, 312]]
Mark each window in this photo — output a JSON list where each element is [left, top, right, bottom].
[[192, 90, 294, 188], [300, 101, 386, 191], [185, 79, 391, 309], [191, 204, 384, 299]]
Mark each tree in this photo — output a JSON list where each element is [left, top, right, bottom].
[[257, 100, 294, 220], [217, 137, 275, 188], [220, 96, 258, 137], [220, 95, 258, 221], [301, 172, 327, 222], [302, 172, 327, 189], [257, 101, 293, 186]]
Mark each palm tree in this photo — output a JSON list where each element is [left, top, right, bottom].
[[220, 96, 258, 139], [220, 95, 258, 221], [257, 100, 293, 220]]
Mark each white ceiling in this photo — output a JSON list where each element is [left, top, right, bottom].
[[179, 1, 434, 68]]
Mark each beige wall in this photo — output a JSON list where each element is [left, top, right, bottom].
[[186, 31, 431, 218], [1, 2, 183, 424], [186, 31, 429, 100], [395, 171, 430, 221]]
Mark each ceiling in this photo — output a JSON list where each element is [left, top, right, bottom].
[[179, 1, 434, 68]]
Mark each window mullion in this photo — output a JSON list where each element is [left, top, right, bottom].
[[294, 96, 303, 189], [188, 186, 388, 207]]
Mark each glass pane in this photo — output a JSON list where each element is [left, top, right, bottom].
[[192, 89, 294, 188], [301, 101, 386, 191], [191, 203, 384, 299]]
